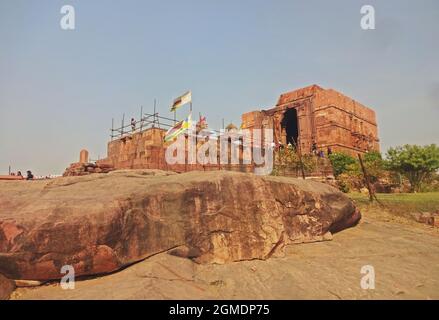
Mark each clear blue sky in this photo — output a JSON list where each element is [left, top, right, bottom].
[[1, 0, 438, 175]]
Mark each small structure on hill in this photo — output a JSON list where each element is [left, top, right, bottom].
[[64, 149, 114, 176]]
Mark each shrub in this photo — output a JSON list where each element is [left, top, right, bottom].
[[328, 152, 356, 177]]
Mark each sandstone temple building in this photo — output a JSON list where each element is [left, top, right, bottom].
[[64, 85, 379, 176], [241, 85, 379, 155]]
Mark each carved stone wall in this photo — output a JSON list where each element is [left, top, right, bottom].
[[241, 85, 380, 156]]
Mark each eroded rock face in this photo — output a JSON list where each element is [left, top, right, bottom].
[[0, 170, 360, 281], [0, 273, 15, 300]]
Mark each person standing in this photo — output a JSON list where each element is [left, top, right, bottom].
[[278, 140, 284, 150], [26, 170, 34, 180], [312, 142, 317, 155]]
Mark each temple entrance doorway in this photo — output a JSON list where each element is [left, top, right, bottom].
[[281, 108, 299, 147]]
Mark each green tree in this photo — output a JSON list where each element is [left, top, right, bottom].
[[362, 151, 385, 183], [328, 152, 356, 177], [363, 150, 383, 164], [386, 144, 439, 192]]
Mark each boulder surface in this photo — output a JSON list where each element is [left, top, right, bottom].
[[0, 170, 360, 281], [0, 273, 15, 300]]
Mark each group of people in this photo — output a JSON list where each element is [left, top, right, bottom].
[[277, 140, 333, 158], [312, 142, 332, 158], [9, 170, 34, 180]]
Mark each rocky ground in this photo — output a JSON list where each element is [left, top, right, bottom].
[[0, 273, 15, 300], [2, 170, 438, 299], [11, 212, 439, 300]]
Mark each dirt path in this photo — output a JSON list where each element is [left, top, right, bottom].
[[12, 214, 439, 300]]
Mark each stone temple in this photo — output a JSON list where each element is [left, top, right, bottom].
[[64, 85, 379, 176], [241, 84, 379, 155]]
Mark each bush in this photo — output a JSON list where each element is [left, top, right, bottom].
[[273, 147, 316, 176], [336, 174, 352, 193], [419, 172, 439, 192], [329, 151, 388, 192], [328, 153, 356, 177]]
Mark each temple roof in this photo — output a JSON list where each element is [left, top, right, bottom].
[[276, 84, 324, 106]]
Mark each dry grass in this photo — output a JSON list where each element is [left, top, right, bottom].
[[349, 192, 439, 225]]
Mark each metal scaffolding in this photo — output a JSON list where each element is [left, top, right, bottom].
[[110, 106, 180, 140]]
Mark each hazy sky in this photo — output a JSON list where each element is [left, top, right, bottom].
[[1, 0, 438, 175]]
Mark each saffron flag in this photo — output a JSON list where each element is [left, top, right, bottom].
[[164, 113, 192, 142], [196, 115, 208, 131], [170, 91, 192, 112]]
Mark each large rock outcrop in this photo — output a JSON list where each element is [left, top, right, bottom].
[[0, 170, 360, 281], [0, 273, 15, 300]]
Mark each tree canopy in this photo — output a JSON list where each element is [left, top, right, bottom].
[[386, 144, 439, 192]]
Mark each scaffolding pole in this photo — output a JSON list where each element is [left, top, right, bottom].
[[139, 106, 143, 132], [111, 118, 114, 140], [121, 113, 125, 138]]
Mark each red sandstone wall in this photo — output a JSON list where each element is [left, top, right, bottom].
[[313, 88, 379, 153], [276, 85, 323, 106], [100, 127, 259, 173], [241, 85, 380, 155]]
